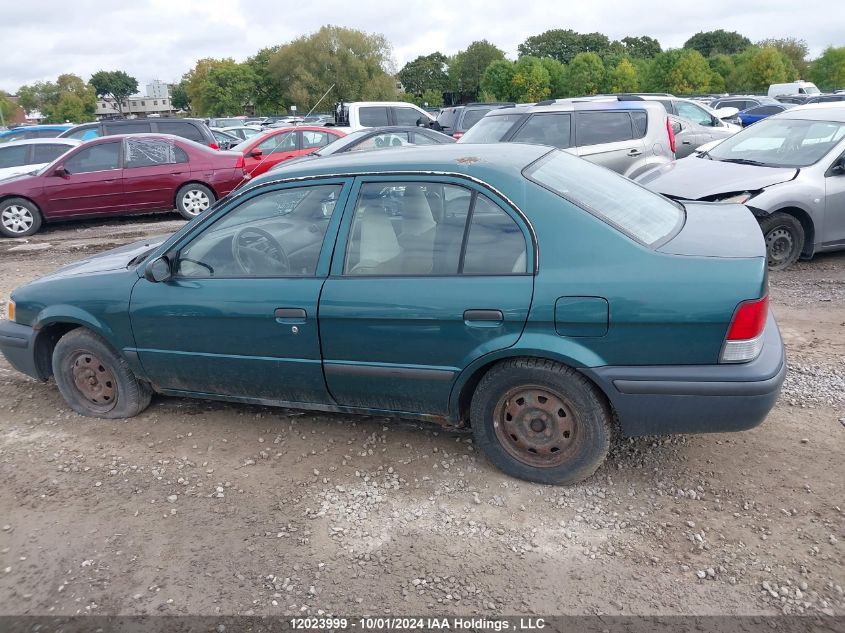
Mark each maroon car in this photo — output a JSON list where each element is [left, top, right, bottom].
[[0, 134, 249, 238]]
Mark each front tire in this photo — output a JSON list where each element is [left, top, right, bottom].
[[52, 329, 152, 419], [176, 183, 215, 220], [0, 197, 42, 238], [470, 359, 611, 485], [759, 212, 804, 271]]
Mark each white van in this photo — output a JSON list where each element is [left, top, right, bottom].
[[332, 102, 435, 132], [768, 81, 820, 97]]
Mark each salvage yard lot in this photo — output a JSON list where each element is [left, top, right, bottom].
[[0, 215, 842, 616]]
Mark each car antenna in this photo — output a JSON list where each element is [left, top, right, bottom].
[[232, 84, 336, 190]]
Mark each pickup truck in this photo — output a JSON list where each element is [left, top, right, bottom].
[[331, 101, 435, 132]]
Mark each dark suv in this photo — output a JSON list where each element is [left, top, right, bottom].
[[435, 103, 514, 139], [710, 95, 781, 110], [59, 118, 218, 149]]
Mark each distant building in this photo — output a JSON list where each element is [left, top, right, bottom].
[[95, 80, 176, 118]]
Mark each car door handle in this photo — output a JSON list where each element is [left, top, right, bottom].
[[682, 140, 692, 145], [274, 308, 307, 321], [464, 309, 504, 322], [627, 149, 642, 157]]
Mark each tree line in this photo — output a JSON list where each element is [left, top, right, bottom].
[[2, 26, 844, 123]]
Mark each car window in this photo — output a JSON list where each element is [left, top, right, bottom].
[[350, 132, 410, 152], [462, 195, 527, 274], [653, 99, 673, 113], [394, 107, 425, 126], [344, 182, 472, 276], [631, 111, 648, 137], [576, 112, 634, 146], [125, 138, 188, 168], [412, 132, 439, 145], [35, 129, 62, 138], [436, 108, 459, 130], [63, 142, 121, 174], [461, 108, 492, 130], [66, 126, 100, 140], [749, 106, 781, 116], [177, 184, 342, 278], [525, 150, 683, 247], [676, 102, 713, 127], [458, 114, 525, 143], [720, 99, 748, 110], [157, 121, 204, 142], [259, 132, 296, 154], [105, 122, 151, 135], [301, 130, 331, 149], [32, 144, 72, 163], [359, 107, 390, 127], [0, 145, 28, 168], [512, 113, 571, 148]]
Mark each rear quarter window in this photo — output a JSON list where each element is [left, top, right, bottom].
[[359, 107, 390, 127], [575, 112, 634, 146], [524, 150, 684, 247], [460, 108, 491, 130]]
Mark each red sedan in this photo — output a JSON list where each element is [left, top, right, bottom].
[[0, 134, 249, 237], [235, 127, 346, 178]]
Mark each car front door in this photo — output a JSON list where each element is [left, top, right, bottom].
[[129, 180, 351, 402], [122, 137, 190, 211], [246, 131, 299, 177], [41, 140, 124, 218], [318, 177, 534, 415], [823, 148, 845, 246], [575, 111, 645, 176]]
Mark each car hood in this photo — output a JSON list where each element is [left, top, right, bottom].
[[636, 158, 797, 200], [42, 235, 169, 280]]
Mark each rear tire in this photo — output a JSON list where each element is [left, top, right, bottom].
[[176, 183, 215, 220], [52, 328, 152, 419], [759, 212, 804, 271], [470, 358, 611, 485], [0, 198, 42, 238]]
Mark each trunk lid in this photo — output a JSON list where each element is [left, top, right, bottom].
[[658, 202, 765, 259]]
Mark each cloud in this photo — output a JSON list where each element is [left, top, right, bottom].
[[1, 0, 839, 92]]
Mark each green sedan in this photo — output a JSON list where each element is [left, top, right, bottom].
[[0, 144, 785, 484]]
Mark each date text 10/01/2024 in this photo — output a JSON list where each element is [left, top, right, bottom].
[[289, 617, 547, 630]]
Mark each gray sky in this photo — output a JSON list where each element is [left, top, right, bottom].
[[2, 0, 842, 93]]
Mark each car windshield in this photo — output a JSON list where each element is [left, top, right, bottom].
[[315, 131, 370, 155], [707, 117, 845, 167], [524, 150, 684, 247], [457, 114, 524, 143]]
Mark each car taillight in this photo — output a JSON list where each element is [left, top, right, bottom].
[[452, 132, 463, 139], [721, 295, 768, 363], [234, 154, 245, 169], [208, 143, 220, 150], [666, 117, 676, 154]]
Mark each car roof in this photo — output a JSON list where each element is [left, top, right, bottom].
[[484, 98, 658, 116], [778, 103, 845, 122], [1, 124, 72, 134], [249, 143, 553, 205], [0, 137, 82, 147]]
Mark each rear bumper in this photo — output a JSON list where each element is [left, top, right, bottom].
[[0, 320, 41, 381], [580, 313, 786, 437]]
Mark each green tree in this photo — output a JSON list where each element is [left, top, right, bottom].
[[539, 57, 567, 97], [52, 93, 88, 123], [398, 52, 448, 95], [728, 47, 796, 92], [184, 58, 255, 116], [0, 91, 17, 125], [449, 40, 506, 101], [608, 58, 639, 92], [268, 26, 395, 110], [510, 57, 551, 102], [170, 80, 190, 112], [420, 89, 444, 108], [708, 53, 736, 90], [667, 49, 712, 94], [642, 49, 683, 92], [480, 59, 516, 101], [15, 74, 95, 123], [811, 47, 845, 90], [247, 45, 285, 114], [757, 37, 809, 77], [89, 70, 138, 116], [567, 52, 605, 96], [683, 30, 751, 57], [621, 36, 662, 59], [518, 29, 611, 65]]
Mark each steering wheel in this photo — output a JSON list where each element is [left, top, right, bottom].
[[231, 226, 290, 275]]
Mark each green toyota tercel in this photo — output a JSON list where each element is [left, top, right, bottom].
[[0, 144, 786, 484]]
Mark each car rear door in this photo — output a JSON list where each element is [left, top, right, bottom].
[[575, 111, 645, 176], [318, 177, 534, 415], [41, 140, 125, 218], [122, 137, 190, 211]]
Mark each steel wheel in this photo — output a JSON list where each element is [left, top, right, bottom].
[[1, 204, 34, 235], [494, 385, 582, 468], [765, 227, 795, 268], [69, 351, 117, 414], [181, 189, 211, 216]]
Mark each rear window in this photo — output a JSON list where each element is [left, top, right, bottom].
[[576, 112, 634, 146], [524, 150, 684, 247], [436, 108, 459, 130], [460, 108, 492, 130], [457, 114, 525, 144]]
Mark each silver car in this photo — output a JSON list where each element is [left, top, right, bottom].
[[637, 103, 845, 269], [669, 114, 737, 159]]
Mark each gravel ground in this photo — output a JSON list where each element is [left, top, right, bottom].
[[0, 214, 842, 618]]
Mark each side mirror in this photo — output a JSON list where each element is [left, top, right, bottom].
[[53, 166, 70, 178], [249, 149, 263, 158], [144, 256, 172, 283]]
